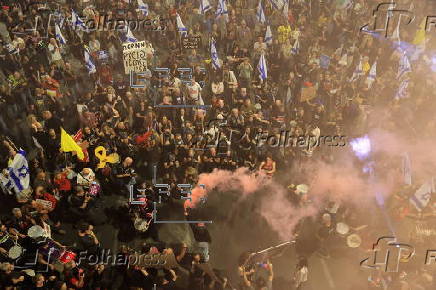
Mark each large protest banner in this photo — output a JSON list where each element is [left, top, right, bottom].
[[122, 41, 148, 74]]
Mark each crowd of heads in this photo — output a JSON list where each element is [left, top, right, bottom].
[[0, 0, 435, 289]]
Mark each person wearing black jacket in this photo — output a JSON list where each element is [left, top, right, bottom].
[[186, 210, 212, 263]]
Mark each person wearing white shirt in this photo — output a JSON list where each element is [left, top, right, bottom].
[[48, 38, 64, 68], [186, 77, 204, 105], [77, 168, 96, 188]]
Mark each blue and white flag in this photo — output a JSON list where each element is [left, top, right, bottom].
[[256, 1, 266, 24], [366, 61, 377, 88], [320, 55, 330, 69], [291, 37, 299, 55], [71, 10, 89, 32], [3, 150, 30, 194], [258, 53, 268, 81], [402, 152, 412, 186], [410, 178, 434, 212], [397, 52, 411, 79], [176, 14, 188, 36], [125, 26, 138, 42], [200, 0, 212, 14], [283, 0, 289, 18], [216, 0, 229, 22], [350, 57, 363, 82], [210, 38, 221, 70], [268, 0, 286, 10], [265, 26, 272, 45], [98, 50, 109, 60], [84, 49, 96, 74], [55, 23, 66, 45], [394, 78, 409, 100], [137, 0, 149, 16]]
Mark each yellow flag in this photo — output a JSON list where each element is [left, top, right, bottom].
[[60, 128, 84, 160], [363, 61, 370, 73], [413, 19, 426, 45]]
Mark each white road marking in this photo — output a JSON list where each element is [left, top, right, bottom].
[[320, 258, 336, 289]]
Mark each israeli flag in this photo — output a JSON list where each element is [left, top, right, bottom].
[[394, 79, 409, 100], [366, 61, 377, 88], [410, 178, 434, 212], [210, 38, 221, 70], [84, 49, 96, 74], [265, 26, 272, 45], [125, 26, 138, 42], [4, 150, 30, 194], [258, 53, 268, 81], [291, 37, 299, 55], [256, 1, 266, 24], [216, 0, 229, 22], [71, 10, 89, 32], [137, 0, 149, 16], [402, 152, 412, 186], [283, 0, 289, 18], [55, 23, 66, 45], [268, 0, 286, 10], [176, 14, 188, 36], [350, 57, 363, 82], [200, 0, 212, 14], [397, 52, 411, 79]]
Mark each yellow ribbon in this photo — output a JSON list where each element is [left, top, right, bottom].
[[94, 146, 120, 169]]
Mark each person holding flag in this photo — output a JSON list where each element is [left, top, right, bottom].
[[60, 128, 85, 161], [210, 38, 221, 70], [176, 13, 188, 37], [55, 23, 66, 45], [291, 37, 300, 55], [216, 0, 229, 22], [200, 0, 212, 14], [258, 52, 268, 82], [256, 0, 266, 24], [137, 0, 149, 16], [71, 9, 89, 34], [84, 47, 97, 75], [1, 140, 30, 195], [265, 26, 273, 45], [123, 26, 138, 43]]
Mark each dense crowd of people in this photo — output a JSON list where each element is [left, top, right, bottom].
[[0, 0, 435, 289]]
